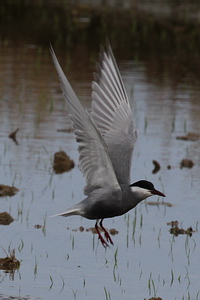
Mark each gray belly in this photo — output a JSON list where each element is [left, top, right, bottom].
[[84, 198, 126, 220]]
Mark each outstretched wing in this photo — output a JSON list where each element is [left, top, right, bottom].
[[50, 47, 121, 195], [91, 41, 137, 185]]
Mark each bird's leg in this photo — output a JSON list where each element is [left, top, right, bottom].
[[95, 221, 109, 247], [100, 219, 114, 245]]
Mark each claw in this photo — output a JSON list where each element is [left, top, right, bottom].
[[100, 219, 114, 245], [95, 221, 109, 247], [95, 220, 114, 247]]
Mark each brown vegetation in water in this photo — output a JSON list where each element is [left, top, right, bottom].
[[167, 220, 195, 237], [176, 132, 200, 141], [9, 128, 19, 145], [0, 212, 14, 225], [53, 151, 75, 174], [69, 226, 119, 236], [180, 159, 194, 169], [0, 184, 19, 197], [152, 160, 161, 174], [0, 248, 20, 271]]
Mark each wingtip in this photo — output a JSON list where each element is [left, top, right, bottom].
[[105, 37, 111, 48], [49, 44, 57, 61]]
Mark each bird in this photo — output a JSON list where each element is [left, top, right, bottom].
[[50, 40, 165, 247]]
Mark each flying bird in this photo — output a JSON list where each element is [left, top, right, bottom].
[[50, 41, 165, 247]]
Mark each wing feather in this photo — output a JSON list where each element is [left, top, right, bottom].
[[91, 41, 137, 184], [50, 46, 120, 195]]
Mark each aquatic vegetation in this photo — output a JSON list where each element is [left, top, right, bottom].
[[60, 274, 65, 293], [17, 238, 24, 253], [53, 150, 75, 174], [132, 208, 137, 243], [167, 221, 196, 237], [145, 298, 162, 300], [152, 160, 161, 174], [0, 212, 14, 225], [104, 286, 111, 300], [147, 273, 158, 297], [8, 128, 19, 145], [34, 256, 38, 279], [168, 235, 176, 262], [0, 247, 20, 271], [180, 159, 194, 169], [146, 201, 173, 207], [176, 132, 200, 141], [49, 275, 53, 289], [113, 247, 118, 282], [0, 184, 19, 197]]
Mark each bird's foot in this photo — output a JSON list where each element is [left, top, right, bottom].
[[103, 230, 114, 245], [98, 234, 109, 248], [95, 221, 109, 247], [100, 220, 114, 245]]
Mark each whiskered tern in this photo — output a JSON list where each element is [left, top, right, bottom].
[[51, 41, 165, 247]]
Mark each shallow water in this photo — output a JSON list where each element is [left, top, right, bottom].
[[0, 40, 200, 300]]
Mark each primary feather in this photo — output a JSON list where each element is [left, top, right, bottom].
[[50, 46, 121, 196], [91, 41, 137, 185]]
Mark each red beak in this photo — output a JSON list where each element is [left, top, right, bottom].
[[151, 189, 165, 197]]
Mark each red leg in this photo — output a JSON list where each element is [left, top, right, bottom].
[[95, 221, 109, 247], [100, 219, 114, 245]]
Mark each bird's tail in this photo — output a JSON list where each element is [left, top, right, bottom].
[[51, 206, 82, 218]]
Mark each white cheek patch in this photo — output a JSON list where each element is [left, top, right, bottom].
[[130, 186, 152, 198]]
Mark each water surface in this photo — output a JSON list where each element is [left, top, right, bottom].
[[0, 19, 200, 300]]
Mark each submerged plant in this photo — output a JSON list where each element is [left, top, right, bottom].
[[104, 286, 111, 300], [0, 247, 20, 271]]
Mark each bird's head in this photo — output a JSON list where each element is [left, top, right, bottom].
[[130, 180, 165, 201]]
